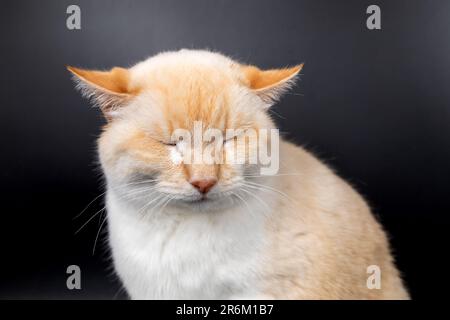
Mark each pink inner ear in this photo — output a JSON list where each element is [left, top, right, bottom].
[[67, 66, 133, 95], [67, 65, 139, 117], [242, 64, 303, 91]]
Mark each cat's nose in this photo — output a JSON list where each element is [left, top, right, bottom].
[[190, 178, 217, 194]]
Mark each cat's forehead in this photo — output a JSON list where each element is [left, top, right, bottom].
[[150, 78, 242, 133], [130, 50, 242, 93], [129, 52, 248, 131], [128, 76, 255, 139]]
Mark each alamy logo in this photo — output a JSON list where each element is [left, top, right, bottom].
[[366, 5, 381, 30], [66, 265, 81, 290], [168, 121, 280, 175], [366, 265, 381, 289], [66, 5, 81, 30]]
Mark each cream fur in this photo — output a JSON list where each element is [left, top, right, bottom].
[[71, 49, 409, 299]]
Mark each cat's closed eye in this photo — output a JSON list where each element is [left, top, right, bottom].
[[161, 141, 177, 146]]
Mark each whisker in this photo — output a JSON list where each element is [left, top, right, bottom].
[[120, 185, 160, 200], [75, 206, 106, 235], [242, 173, 303, 178], [231, 191, 252, 213], [73, 191, 107, 220], [125, 190, 159, 203], [244, 180, 336, 216], [138, 194, 166, 215], [92, 213, 108, 256], [239, 186, 271, 213], [156, 195, 175, 215], [73, 178, 159, 220], [244, 180, 295, 203]]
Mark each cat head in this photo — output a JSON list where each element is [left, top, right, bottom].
[[68, 49, 302, 212]]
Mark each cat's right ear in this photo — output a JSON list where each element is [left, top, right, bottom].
[[67, 66, 137, 118]]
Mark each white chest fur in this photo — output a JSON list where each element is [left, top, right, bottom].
[[106, 191, 269, 299]]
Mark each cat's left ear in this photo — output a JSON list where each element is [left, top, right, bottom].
[[67, 66, 137, 118], [241, 64, 303, 104]]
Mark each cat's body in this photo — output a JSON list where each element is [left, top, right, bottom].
[[69, 49, 409, 299]]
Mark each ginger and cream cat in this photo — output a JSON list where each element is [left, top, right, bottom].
[[68, 49, 409, 299]]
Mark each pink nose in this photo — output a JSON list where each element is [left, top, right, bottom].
[[190, 178, 217, 194]]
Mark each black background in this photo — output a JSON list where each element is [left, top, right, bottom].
[[1, 0, 449, 299]]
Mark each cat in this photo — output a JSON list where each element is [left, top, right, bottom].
[[68, 49, 409, 299]]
